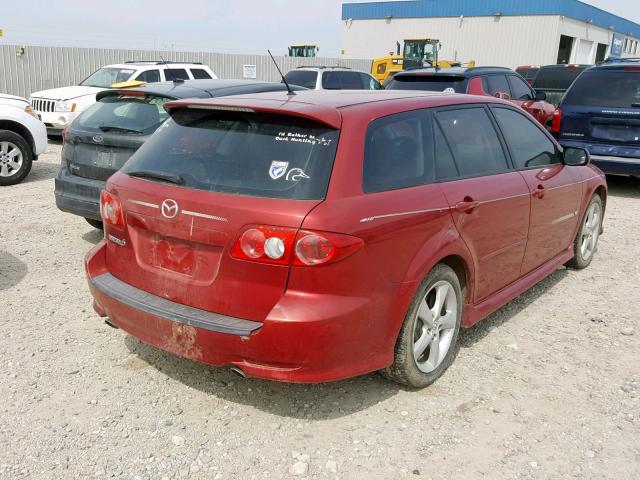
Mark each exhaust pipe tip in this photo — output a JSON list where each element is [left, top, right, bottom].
[[104, 319, 119, 329], [230, 367, 246, 379]]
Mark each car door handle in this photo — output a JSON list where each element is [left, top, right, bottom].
[[454, 198, 479, 213], [532, 185, 546, 199]]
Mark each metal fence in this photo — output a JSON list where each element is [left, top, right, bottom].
[[0, 44, 373, 98]]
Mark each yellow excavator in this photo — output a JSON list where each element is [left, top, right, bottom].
[[371, 38, 476, 82], [288, 45, 319, 58]]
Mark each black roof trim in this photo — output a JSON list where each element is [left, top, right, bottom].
[[123, 60, 204, 65]]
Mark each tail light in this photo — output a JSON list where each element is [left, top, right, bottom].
[[231, 226, 363, 267], [100, 190, 124, 227], [551, 108, 562, 133]]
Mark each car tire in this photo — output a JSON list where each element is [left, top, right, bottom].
[[85, 218, 104, 230], [383, 264, 463, 388], [566, 194, 603, 270], [0, 130, 33, 186]]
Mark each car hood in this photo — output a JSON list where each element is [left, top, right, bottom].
[[31, 85, 104, 101], [0, 93, 28, 104]]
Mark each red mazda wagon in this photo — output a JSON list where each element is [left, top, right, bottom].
[[85, 90, 607, 387]]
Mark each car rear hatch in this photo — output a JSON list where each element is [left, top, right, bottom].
[[387, 73, 468, 93], [560, 67, 640, 150], [64, 91, 172, 181], [103, 102, 341, 321], [532, 64, 588, 105]]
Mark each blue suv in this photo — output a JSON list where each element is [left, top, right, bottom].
[[553, 61, 640, 178]]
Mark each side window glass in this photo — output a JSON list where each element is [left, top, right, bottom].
[[492, 108, 560, 169], [363, 111, 432, 192], [359, 73, 378, 90], [190, 68, 212, 79], [165, 68, 189, 80], [486, 75, 510, 96], [340, 72, 366, 89], [433, 123, 459, 181], [508, 75, 533, 101], [135, 70, 160, 83], [435, 108, 509, 177]]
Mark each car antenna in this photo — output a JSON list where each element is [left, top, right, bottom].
[[159, 54, 181, 83], [267, 49, 295, 96]]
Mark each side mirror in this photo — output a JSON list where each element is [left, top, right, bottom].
[[494, 91, 511, 100], [563, 147, 590, 166], [534, 89, 547, 101]]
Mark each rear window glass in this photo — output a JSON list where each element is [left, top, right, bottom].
[[516, 68, 539, 81], [322, 71, 365, 90], [563, 70, 640, 108], [533, 66, 588, 90], [283, 71, 318, 89], [121, 109, 339, 200], [387, 75, 466, 93], [76, 95, 171, 133]]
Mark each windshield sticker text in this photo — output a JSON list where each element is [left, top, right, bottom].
[[275, 132, 333, 146]]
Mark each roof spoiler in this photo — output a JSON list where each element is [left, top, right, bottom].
[[164, 99, 342, 129]]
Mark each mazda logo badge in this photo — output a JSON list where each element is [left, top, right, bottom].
[[161, 199, 179, 219], [92, 134, 104, 144]]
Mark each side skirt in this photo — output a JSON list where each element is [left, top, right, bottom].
[[462, 246, 574, 328]]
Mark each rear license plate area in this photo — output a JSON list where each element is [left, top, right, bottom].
[[151, 236, 196, 276]]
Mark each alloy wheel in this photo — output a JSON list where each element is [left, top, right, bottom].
[[412, 280, 458, 373], [0, 141, 24, 178], [580, 202, 601, 261]]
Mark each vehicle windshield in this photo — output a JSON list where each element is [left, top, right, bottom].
[[80, 68, 136, 88], [563, 70, 640, 108], [121, 109, 339, 200], [533, 66, 587, 90], [75, 94, 171, 133], [283, 70, 318, 89], [387, 75, 466, 93]]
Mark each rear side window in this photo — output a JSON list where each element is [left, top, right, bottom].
[[283, 70, 318, 89], [492, 108, 560, 169], [122, 110, 339, 200], [136, 70, 160, 83], [433, 123, 459, 181], [359, 73, 381, 90], [165, 68, 189, 81], [485, 75, 510, 96], [191, 68, 212, 79], [435, 108, 509, 177], [363, 110, 432, 193], [563, 70, 640, 108], [508, 75, 533, 100], [75, 95, 171, 133], [387, 75, 466, 93], [322, 71, 366, 90]]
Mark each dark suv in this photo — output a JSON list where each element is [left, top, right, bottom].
[[55, 80, 304, 228], [553, 61, 640, 177]]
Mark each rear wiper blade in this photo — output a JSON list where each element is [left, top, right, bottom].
[[98, 125, 143, 134], [127, 170, 185, 185], [632, 103, 640, 108]]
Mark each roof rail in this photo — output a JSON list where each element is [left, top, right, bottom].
[[123, 60, 203, 65], [296, 66, 351, 70]]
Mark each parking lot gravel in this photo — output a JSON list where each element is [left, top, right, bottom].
[[1, 143, 639, 480]]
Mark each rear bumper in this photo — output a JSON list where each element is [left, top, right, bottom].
[[85, 241, 394, 383], [590, 155, 640, 176], [559, 140, 640, 176], [54, 166, 103, 221]]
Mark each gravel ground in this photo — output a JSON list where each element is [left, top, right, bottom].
[[1, 143, 639, 480]]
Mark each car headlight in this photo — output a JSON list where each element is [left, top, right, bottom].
[[24, 105, 39, 118], [56, 101, 77, 112]]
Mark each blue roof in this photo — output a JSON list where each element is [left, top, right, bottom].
[[342, 0, 640, 39]]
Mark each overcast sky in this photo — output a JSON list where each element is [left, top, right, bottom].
[[1, 0, 639, 56]]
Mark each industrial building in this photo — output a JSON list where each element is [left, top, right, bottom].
[[340, 0, 640, 68]]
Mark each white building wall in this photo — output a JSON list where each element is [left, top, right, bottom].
[[341, 15, 561, 68], [341, 14, 640, 68]]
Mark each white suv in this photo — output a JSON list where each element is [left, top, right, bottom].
[[30, 61, 217, 134], [0, 94, 48, 186], [283, 67, 383, 91]]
